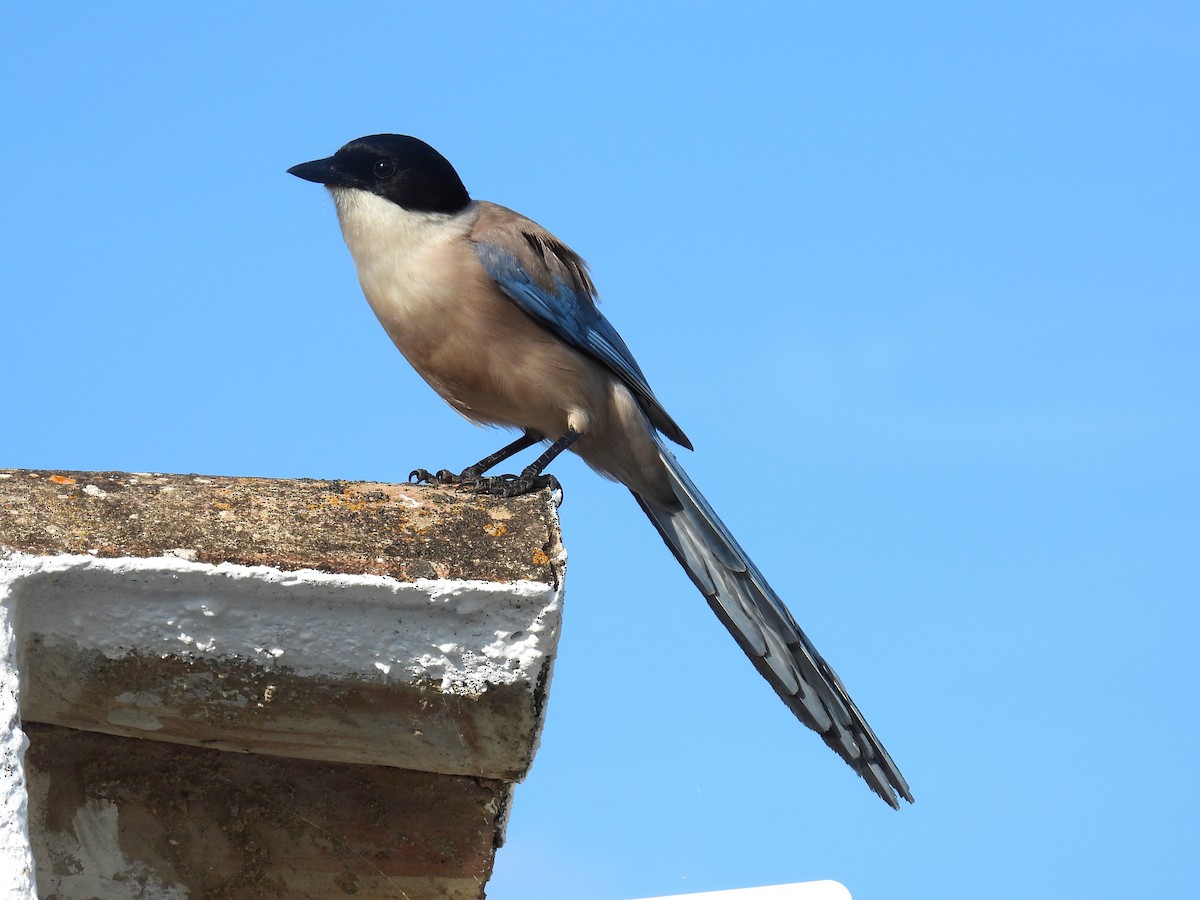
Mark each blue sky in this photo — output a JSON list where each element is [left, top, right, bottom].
[[4, 3, 1198, 898]]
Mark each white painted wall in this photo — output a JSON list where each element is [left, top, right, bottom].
[[0, 557, 36, 899]]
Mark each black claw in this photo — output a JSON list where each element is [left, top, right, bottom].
[[409, 468, 463, 486], [411, 464, 562, 502], [459, 472, 562, 498], [409, 430, 574, 499], [458, 474, 512, 495]]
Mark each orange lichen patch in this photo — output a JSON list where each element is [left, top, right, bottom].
[[531, 549, 549, 566], [324, 494, 368, 513], [0, 469, 562, 584], [49, 475, 77, 485]]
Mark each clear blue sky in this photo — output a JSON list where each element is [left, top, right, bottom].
[[5, 4, 1197, 898]]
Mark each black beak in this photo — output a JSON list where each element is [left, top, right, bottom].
[[287, 157, 338, 185]]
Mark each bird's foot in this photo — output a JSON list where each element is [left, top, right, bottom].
[[410, 467, 563, 504], [459, 471, 562, 499], [408, 468, 461, 486]]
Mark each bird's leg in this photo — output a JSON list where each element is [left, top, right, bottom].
[[464, 429, 579, 498], [409, 430, 542, 487]]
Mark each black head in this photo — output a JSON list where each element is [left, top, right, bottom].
[[287, 134, 470, 214]]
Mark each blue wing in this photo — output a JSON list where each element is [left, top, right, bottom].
[[473, 239, 692, 449]]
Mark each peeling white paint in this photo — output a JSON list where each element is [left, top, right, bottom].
[[0, 574, 36, 898], [2, 550, 561, 696], [33, 798, 189, 899], [0, 547, 564, 896]]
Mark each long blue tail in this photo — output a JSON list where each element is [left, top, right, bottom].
[[633, 442, 913, 808]]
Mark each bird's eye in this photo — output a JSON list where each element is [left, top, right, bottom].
[[373, 159, 397, 179]]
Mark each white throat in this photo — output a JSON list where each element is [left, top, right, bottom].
[[326, 187, 478, 335], [330, 187, 473, 258]]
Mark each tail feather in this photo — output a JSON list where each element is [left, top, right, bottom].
[[634, 443, 913, 809]]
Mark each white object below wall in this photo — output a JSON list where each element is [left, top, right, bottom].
[[630, 881, 851, 900]]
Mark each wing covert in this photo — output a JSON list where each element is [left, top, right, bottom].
[[472, 237, 691, 449]]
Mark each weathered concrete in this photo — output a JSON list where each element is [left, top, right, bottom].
[[15, 559, 559, 781], [0, 468, 565, 899], [0, 469, 559, 582], [27, 725, 506, 900]]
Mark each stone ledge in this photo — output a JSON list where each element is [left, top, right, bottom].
[[0, 468, 560, 583], [0, 468, 566, 899]]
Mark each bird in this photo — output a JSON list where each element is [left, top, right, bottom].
[[287, 134, 913, 808]]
